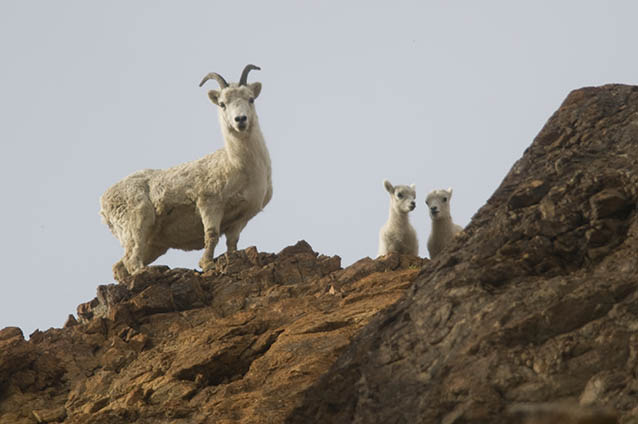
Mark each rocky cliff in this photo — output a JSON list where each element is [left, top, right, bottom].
[[287, 84, 638, 423], [2, 84, 638, 424]]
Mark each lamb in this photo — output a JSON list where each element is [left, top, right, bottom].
[[100, 64, 272, 280], [425, 188, 463, 259], [378, 180, 419, 257]]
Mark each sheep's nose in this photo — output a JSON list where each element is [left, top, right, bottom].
[[234, 115, 247, 123], [410, 201, 416, 209], [431, 206, 438, 213]]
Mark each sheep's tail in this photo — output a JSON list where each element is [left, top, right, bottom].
[[99, 203, 115, 234]]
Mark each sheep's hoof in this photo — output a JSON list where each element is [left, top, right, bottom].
[[113, 261, 131, 283], [199, 257, 215, 273]]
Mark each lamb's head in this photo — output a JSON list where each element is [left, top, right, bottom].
[[426, 188, 453, 220], [200, 64, 262, 134], [384, 179, 416, 214]]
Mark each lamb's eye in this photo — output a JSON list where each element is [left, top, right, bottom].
[[443, 197, 447, 202], [397, 193, 403, 199], [219, 102, 226, 109], [249, 98, 254, 104]]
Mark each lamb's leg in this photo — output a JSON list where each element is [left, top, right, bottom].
[[198, 200, 223, 272]]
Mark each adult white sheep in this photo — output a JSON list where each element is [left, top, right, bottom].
[[100, 64, 272, 280], [378, 180, 419, 257], [425, 188, 463, 259]]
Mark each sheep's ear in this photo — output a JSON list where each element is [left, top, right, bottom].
[[410, 184, 416, 191], [208, 90, 220, 105], [447, 187, 453, 198], [383, 179, 394, 194], [249, 82, 262, 99]]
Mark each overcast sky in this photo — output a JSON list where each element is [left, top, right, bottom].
[[2, 1, 637, 337]]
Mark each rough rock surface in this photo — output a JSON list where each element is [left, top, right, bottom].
[[287, 85, 638, 423], [0, 241, 425, 423]]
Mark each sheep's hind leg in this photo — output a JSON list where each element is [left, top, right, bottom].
[[199, 228, 220, 271], [112, 259, 131, 282], [122, 199, 156, 276]]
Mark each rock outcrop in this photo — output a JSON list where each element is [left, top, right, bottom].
[[0, 241, 425, 423], [287, 85, 638, 423]]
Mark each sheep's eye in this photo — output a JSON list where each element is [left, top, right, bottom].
[[219, 102, 226, 109], [249, 98, 254, 104], [397, 193, 403, 199], [443, 197, 447, 202]]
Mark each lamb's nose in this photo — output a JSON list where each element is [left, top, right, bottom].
[[431, 207, 438, 213], [410, 201, 416, 209], [234, 115, 247, 123]]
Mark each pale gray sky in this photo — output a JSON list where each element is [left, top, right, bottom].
[[2, 1, 637, 336]]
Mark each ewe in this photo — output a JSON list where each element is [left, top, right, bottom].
[[100, 64, 272, 279], [378, 180, 419, 257], [425, 188, 462, 259]]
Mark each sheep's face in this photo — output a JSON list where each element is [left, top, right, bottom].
[[426, 188, 453, 220], [208, 82, 262, 134], [384, 180, 416, 214]]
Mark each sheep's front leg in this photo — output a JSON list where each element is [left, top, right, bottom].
[[197, 200, 223, 272], [214, 220, 247, 272], [225, 220, 247, 253]]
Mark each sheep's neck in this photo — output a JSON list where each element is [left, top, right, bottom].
[[431, 215, 455, 239], [389, 206, 411, 228], [222, 121, 270, 171]]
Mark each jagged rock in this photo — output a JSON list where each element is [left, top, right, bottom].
[[32, 406, 67, 423], [286, 85, 638, 423], [64, 314, 78, 328], [0, 242, 425, 423]]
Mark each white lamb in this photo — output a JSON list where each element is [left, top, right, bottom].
[[100, 64, 272, 280], [425, 188, 463, 259], [378, 180, 419, 257]]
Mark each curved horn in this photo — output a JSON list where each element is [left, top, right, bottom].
[[199, 72, 229, 88], [239, 64, 261, 86]]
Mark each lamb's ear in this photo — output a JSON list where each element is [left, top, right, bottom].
[[383, 179, 394, 194], [249, 82, 262, 99], [208, 90, 220, 105], [447, 187, 453, 198], [410, 184, 416, 191]]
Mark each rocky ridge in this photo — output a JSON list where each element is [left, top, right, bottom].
[[0, 242, 425, 423]]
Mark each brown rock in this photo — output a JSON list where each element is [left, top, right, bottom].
[[130, 284, 175, 317], [0, 326, 24, 341], [64, 314, 78, 328], [0, 242, 420, 423], [32, 406, 67, 423], [508, 402, 618, 424], [508, 179, 549, 210]]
